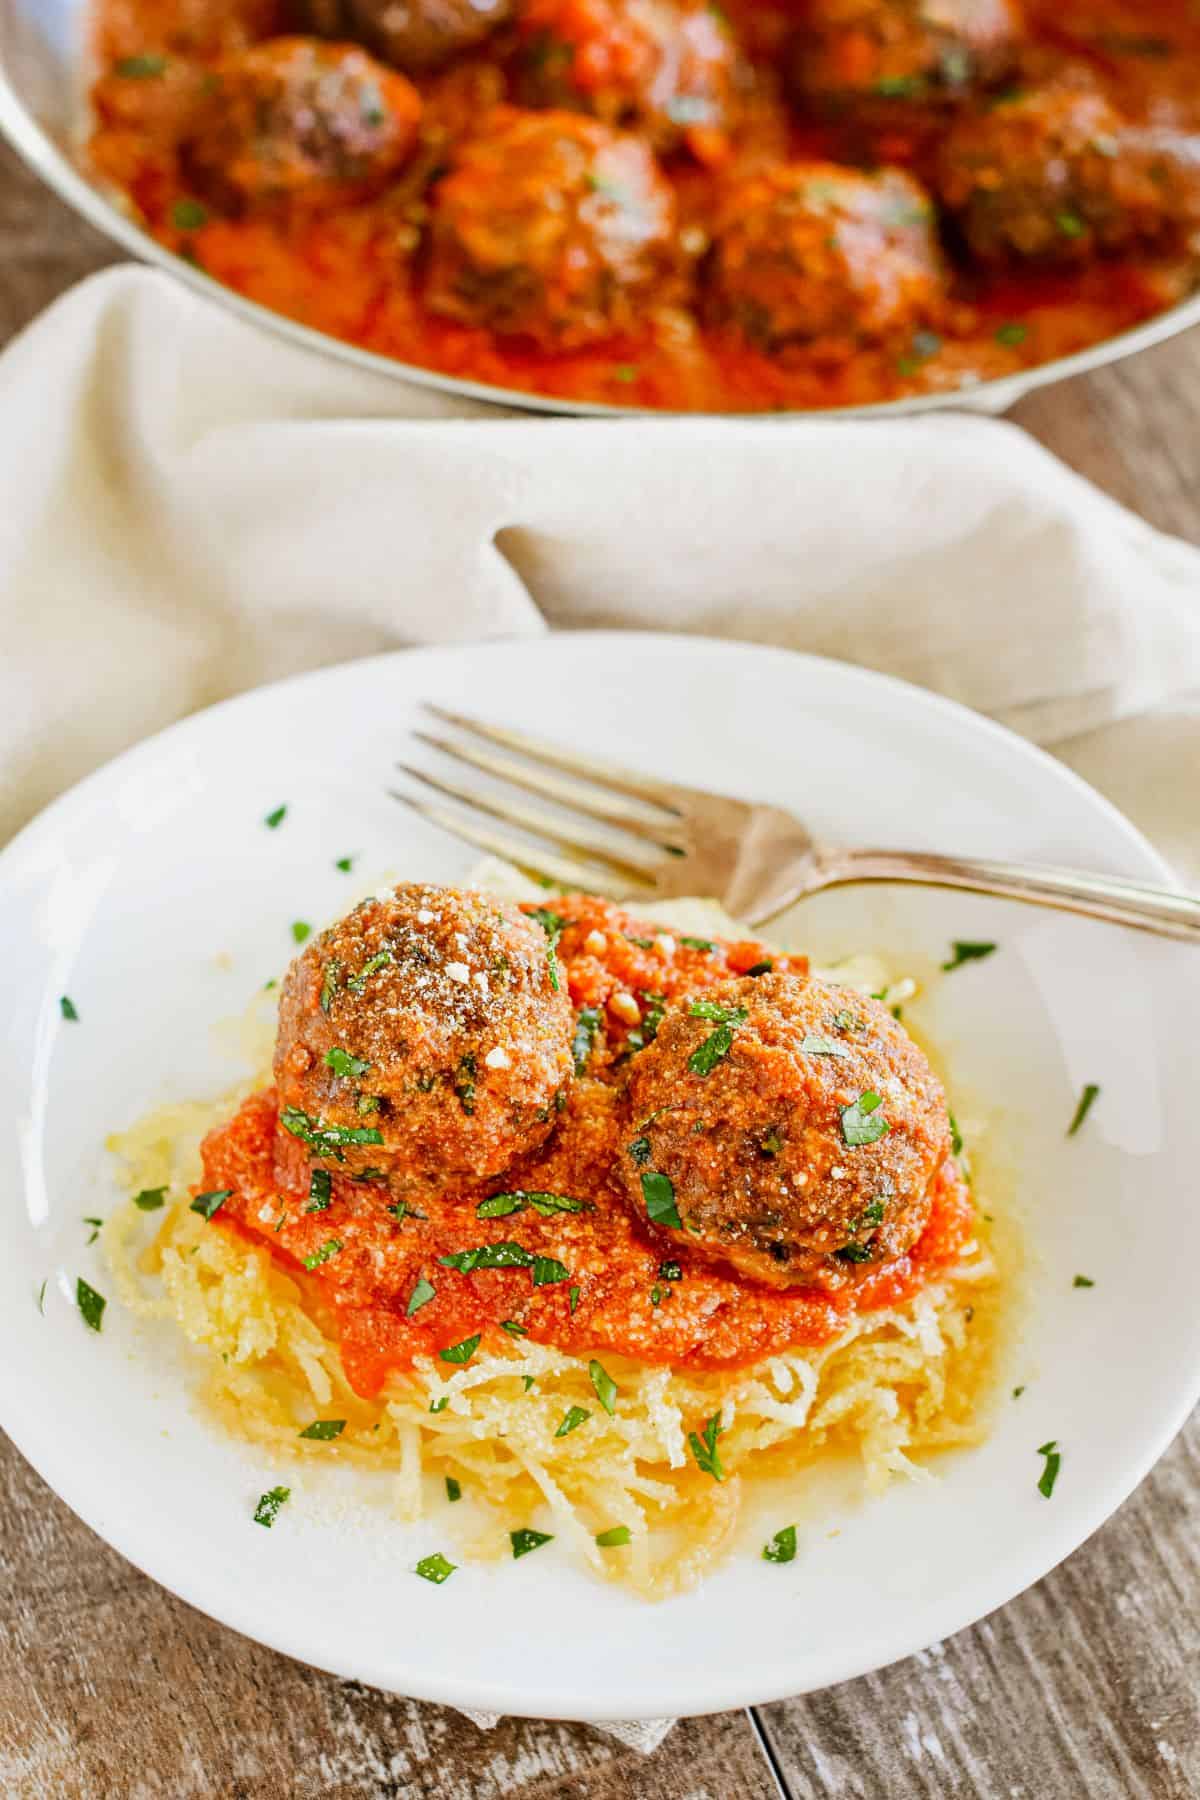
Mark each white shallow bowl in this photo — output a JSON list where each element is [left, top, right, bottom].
[[2, 633, 1198, 1721]]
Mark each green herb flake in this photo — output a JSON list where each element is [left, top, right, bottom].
[[445, 1476, 462, 1502], [132, 1187, 168, 1211], [995, 321, 1028, 347], [280, 1106, 384, 1160], [555, 1405, 591, 1438], [171, 197, 208, 231], [1067, 1083, 1100, 1138], [762, 1524, 797, 1563], [950, 1113, 964, 1157], [320, 961, 342, 1013], [641, 1169, 682, 1230], [572, 1006, 603, 1076], [60, 996, 79, 1022], [429, 1396, 449, 1414], [407, 1275, 436, 1316], [439, 1333, 481, 1365], [500, 1318, 528, 1337], [745, 960, 773, 977], [688, 1023, 735, 1076], [627, 1135, 652, 1167], [688, 1410, 725, 1481], [527, 908, 566, 993], [1056, 211, 1086, 238], [1013, 1385, 1026, 1399], [1073, 1274, 1095, 1288], [533, 1255, 570, 1287], [303, 1238, 343, 1271], [680, 936, 716, 952], [81, 1217, 102, 1247], [264, 804, 287, 829], [76, 1277, 106, 1332], [522, 1375, 536, 1392], [307, 1168, 333, 1212], [253, 1485, 290, 1528], [415, 1551, 456, 1583], [689, 999, 747, 1024], [439, 1241, 533, 1274], [1037, 1440, 1061, 1498], [658, 1260, 682, 1281], [510, 1528, 553, 1559], [36, 1279, 48, 1315], [836, 1242, 875, 1264], [334, 855, 354, 872], [290, 920, 312, 945], [799, 1034, 851, 1059], [624, 933, 655, 948], [942, 940, 997, 973], [569, 1284, 581, 1314], [299, 1419, 345, 1441], [589, 1359, 618, 1414], [190, 1188, 233, 1220], [116, 52, 169, 77], [595, 1525, 632, 1547], [347, 950, 392, 995], [840, 1091, 890, 1147], [325, 1046, 371, 1079]]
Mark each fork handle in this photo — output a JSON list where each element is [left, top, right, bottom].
[[812, 847, 1200, 943]]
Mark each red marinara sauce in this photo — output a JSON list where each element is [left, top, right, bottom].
[[197, 896, 978, 1398]]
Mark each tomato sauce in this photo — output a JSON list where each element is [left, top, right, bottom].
[[197, 897, 978, 1398]]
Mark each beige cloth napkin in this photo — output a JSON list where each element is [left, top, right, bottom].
[[3, 266, 1200, 1745]]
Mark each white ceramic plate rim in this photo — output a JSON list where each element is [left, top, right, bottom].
[[2, 632, 1197, 1720]]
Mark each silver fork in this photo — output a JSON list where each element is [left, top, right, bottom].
[[391, 705, 1200, 942]]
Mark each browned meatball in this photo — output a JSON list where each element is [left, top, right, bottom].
[[789, 0, 1020, 121], [618, 973, 952, 1289], [936, 84, 1200, 264], [515, 0, 739, 160], [705, 161, 944, 350], [274, 884, 574, 1194], [425, 108, 680, 349], [303, 0, 514, 72], [183, 36, 421, 209]]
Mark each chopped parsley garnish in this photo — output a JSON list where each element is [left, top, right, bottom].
[[439, 1242, 533, 1273], [325, 1046, 371, 1079], [132, 1187, 168, 1211], [415, 1552, 456, 1583], [253, 1485, 289, 1528], [627, 991, 667, 1052], [510, 1529, 553, 1559], [589, 1360, 618, 1414], [680, 936, 716, 952], [439, 1334, 481, 1365], [555, 1405, 591, 1438], [455, 1051, 477, 1115], [950, 1114, 963, 1157], [171, 197, 208, 230], [995, 322, 1028, 347], [1073, 1274, 1095, 1288], [942, 940, 997, 972], [799, 1035, 850, 1058], [860, 1197, 887, 1229], [334, 855, 354, 872], [290, 921, 312, 944], [303, 1238, 342, 1270], [689, 999, 747, 1024], [264, 804, 287, 829], [624, 933, 655, 948], [76, 1277, 105, 1332], [299, 1419, 345, 1440], [688, 1023, 735, 1076], [1037, 1440, 1061, 1497], [595, 1526, 632, 1547], [347, 950, 392, 994], [762, 1525, 797, 1563], [498, 1319, 526, 1339], [527, 908, 566, 992], [1012, 1385, 1025, 1398], [477, 1190, 591, 1219], [1067, 1083, 1100, 1137], [746, 960, 773, 977], [355, 1169, 388, 1184], [116, 52, 168, 76], [83, 1216, 103, 1245], [445, 1476, 462, 1502], [522, 1375, 536, 1392], [389, 1199, 424, 1219], [429, 1396, 449, 1413], [572, 1006, 603, 1075], [532, 1255, 570, 1287], [280, 1107, 383, 1160], [1056, 211, 1085, 238], [307, 1169, 332, 1212], [874, 72, 926, 95], [36, 1278, 48, 1315], [60, 996, 79, 1022], [569, 1285, 581, 1314], [190, 1188, 233, 1220], [627, 1135, 652, 1167], [836, 1242, 875, 1264], [841, 1091, 889, 1147], [658, 1260, 682, 1281], [320, 960, 342, 1013], [641, 1169, 682, 1230], [688, 1411, 725, 1481], [406, 1276, 436, 1315]]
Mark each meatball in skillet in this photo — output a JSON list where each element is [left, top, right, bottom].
[[274, 883, 574, 1193], [618, 973, 953, 1288], [788, 0, 1020, 123], [182, 36, 421, 208], [425, 108, 680, 349], [936, 83, 1200, 264], [705, 162, 944, 351], [303, 0, 515, 73]]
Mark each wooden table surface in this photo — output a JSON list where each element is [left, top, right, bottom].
[[3, 133, 1199, 1800]]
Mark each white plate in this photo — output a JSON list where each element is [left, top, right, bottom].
[[2, 633, 1198, 1721]]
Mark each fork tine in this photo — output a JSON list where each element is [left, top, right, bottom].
[[426, 704, 686, 817], [397, 762, 663, 883], [389, 790, 650, 902], [411, 729, 689, 850]]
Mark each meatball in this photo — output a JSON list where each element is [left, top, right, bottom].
[[303, 0, 515, 73], [425, 109, 680, 349], [274, 884, 574, 1192], [618, 973, 952, 1289], [789, 0, 1020, 121], [516, 0, 739, 160], [936, 85, 1200, 264], [705, 161, 944, 349], [183, 37, 421, 209]]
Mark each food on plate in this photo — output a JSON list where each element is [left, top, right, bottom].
[[105, 875, 1004, 1596], [88, 0, 1200, 408], [424, 109, 680, 346], [704, 162, 944, 350]]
